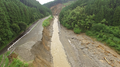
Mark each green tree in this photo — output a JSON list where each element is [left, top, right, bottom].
[[18, 22, 27, 31], [0, 0, 51, 50], [11, 24, 20, 33], [113, 6, 120, 26]]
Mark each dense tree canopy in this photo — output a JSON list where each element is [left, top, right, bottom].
[[59, 0, 120, 53], [0, 0, 51, 50]]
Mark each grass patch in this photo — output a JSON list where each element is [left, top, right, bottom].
[[9, 58, 28, 67], [42, 16, 53, 27], [73, 28, 81, 34], [0, 52, 29, 67]]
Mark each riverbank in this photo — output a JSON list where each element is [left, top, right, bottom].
[[58, 18, 120, 67]]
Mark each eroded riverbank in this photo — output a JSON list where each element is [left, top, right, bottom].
[[31, 18, 54, 67]]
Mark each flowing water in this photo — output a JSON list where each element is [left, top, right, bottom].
[[51, 17, 71, 67]]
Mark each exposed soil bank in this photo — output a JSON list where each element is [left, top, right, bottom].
[[31, 19, 54, 67], [50, 3, 63, 15]]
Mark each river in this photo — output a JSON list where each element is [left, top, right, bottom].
[[51, 16, 71, 67]]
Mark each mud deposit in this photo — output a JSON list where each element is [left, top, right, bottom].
[[51, 17, 71, 67], [31, 19, 54, 67]]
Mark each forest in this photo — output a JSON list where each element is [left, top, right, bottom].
[[0, 0, 51, 50], [43, 0, 76, 8], [59, 0, 120, 53]]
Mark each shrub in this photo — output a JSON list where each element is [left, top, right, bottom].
[[91, 23, 106, 32], [102, 35, 108, 41], [106, 39, 112, 44], [97, 38, 104, 41], [116, 45, 120, 51], [113, 37, 120, 43], [42, 21, 50, 27], [86, 31, 93, 36], [65, 23, 72, 29], [18, 22, 27, 31], [73, 27, 81, 34], [42, 16, 52, 27], [11, 23, 20, 33], [109, 42, 116, 47], [9, 58, 28, 67]]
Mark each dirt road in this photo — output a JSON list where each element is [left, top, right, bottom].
[[58, 17, 120, 67]]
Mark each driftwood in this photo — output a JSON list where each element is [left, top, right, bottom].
[[104, 57, 114, 67]]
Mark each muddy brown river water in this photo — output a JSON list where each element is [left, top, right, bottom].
[[51, 17, 71, 67]]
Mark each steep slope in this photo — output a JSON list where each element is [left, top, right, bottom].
[[59, 0, 120, 53], [32, 22, 53, 67], [43, 0, 76, 8], [50, 3, 64, 15], [0, 0, 51, 50]]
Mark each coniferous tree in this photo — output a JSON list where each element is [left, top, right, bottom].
[[0, 0, 51, 50], [113, 6, 120, 26]]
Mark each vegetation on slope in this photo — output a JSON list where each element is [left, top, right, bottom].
[[63, 1, 75, 6], [59, 0, 120, 53], [0, 52, 28, 67], [0, 0, 51, 50], [43, 0, 76, 8], [42, 16, 53, 27]]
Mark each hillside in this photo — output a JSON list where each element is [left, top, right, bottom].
[[59, 0, 120, 53], [43, 0, 76, 8], [0, 0, 51, 50]]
